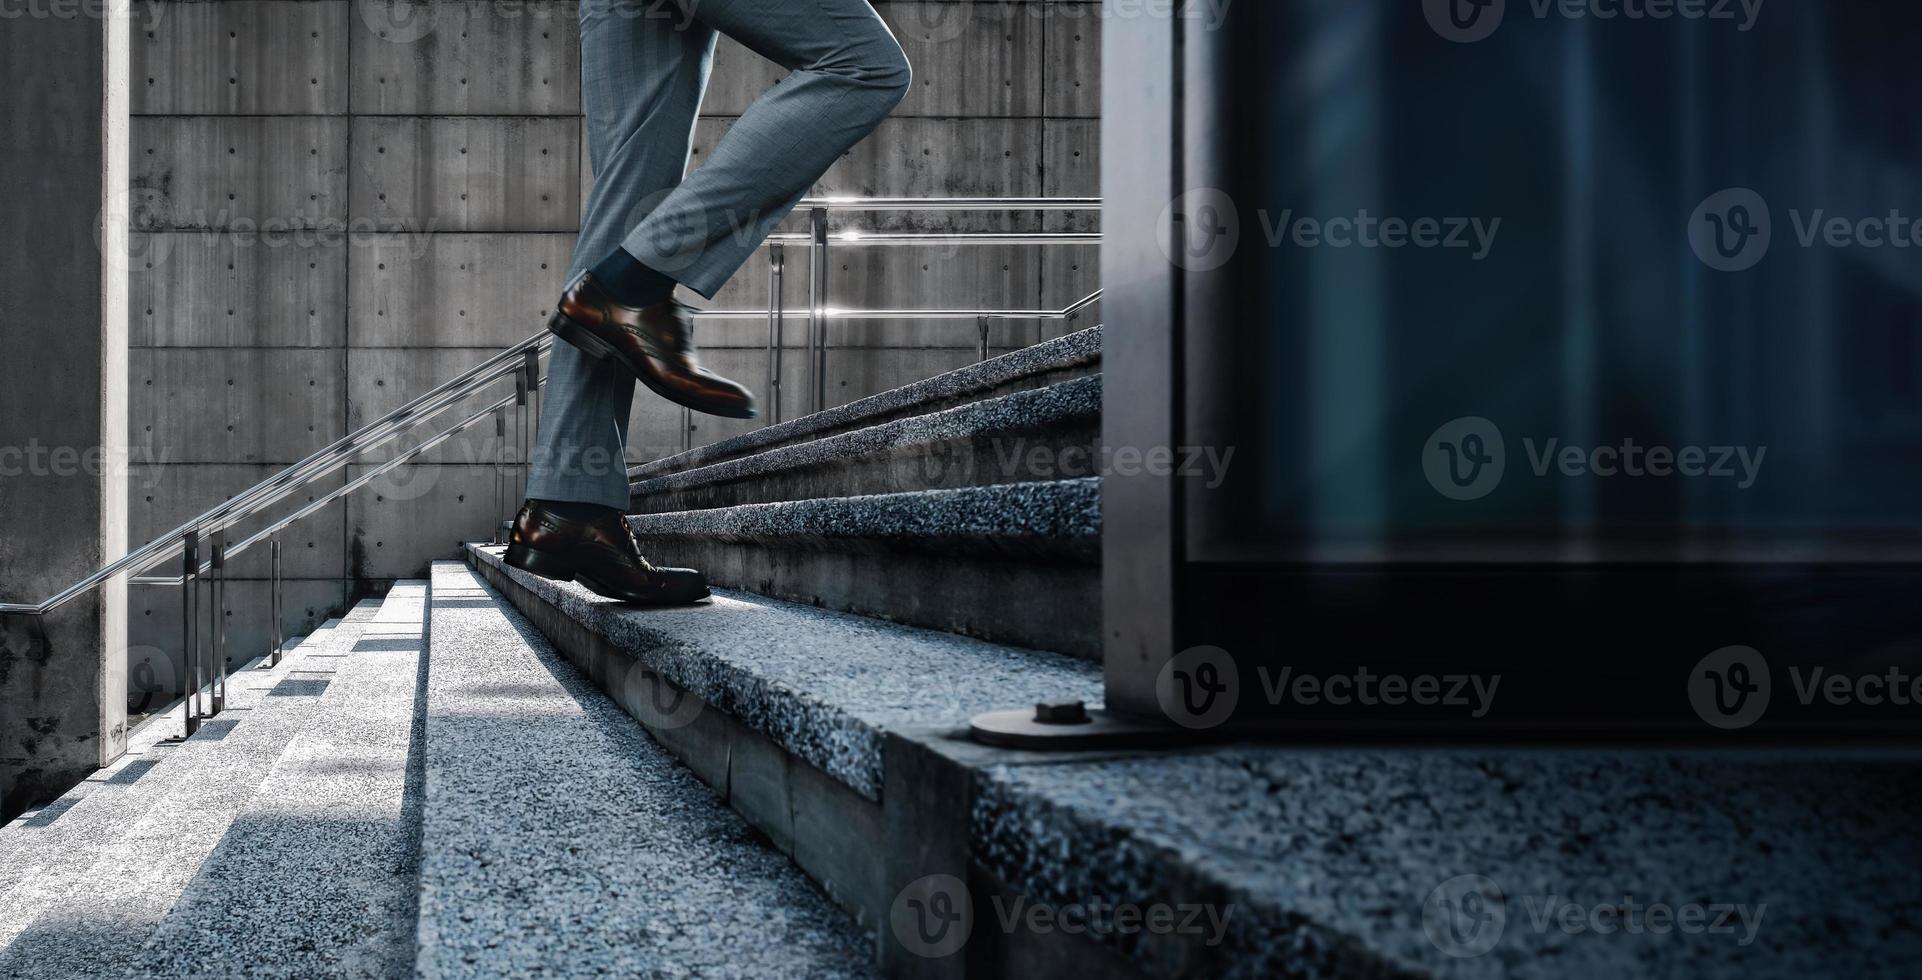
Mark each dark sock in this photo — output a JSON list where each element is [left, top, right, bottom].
[[532, 498, 618, 523], [589, 247, 678, 308]]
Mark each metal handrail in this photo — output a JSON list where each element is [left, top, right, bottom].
[[1, 196, 1100, 623], [695, 290, 1101, 321], [798, 196, 1101, 211]]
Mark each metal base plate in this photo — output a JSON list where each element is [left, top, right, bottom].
[[968, 707, 1211, 751]]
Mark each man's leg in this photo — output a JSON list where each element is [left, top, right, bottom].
[[526, 0, 718, 510], [622, 0, 913, 299]]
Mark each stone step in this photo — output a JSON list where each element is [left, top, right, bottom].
[[463, 538, 1922, 979], [132, 583, 429, 978], [463, 542, 1099, 805], [463, 541, 1101, 956], [0, 627, 317, 887], [629, 374, 1101, 514], [420, 560, 879, 978], [0, 614, 358, 931], [0, 598, 384, 976], [970, 745, 1922, 980], [627, 479, 1102, 658], [629, 325, 1101, 486]]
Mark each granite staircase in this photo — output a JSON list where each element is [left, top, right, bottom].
[[6, 326, 1921, 979]]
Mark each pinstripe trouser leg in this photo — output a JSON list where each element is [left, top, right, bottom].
[[527, 0, 911, 509]]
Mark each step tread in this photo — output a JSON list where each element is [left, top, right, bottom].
[[467, 544, 1100, 801], [134, 583, 429, 979], [628, 325, 1101, 484], [629, 373, 1101, 503], [0, 599, 386, 975], [972, 745, 1922, 980], [628, 478, 1101, 556], [421, 561, 876, 979], [0, 626, 323, 863], [0, 613, 361, 911]]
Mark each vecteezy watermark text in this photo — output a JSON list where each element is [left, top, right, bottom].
[[1425, 0, 1765, 44], [1424, 417, 1766, 501], [1159, 190, 1503, 271], [1424, 874, 1765, 958], [889, 874, 1234, 959], [1261, 666, 1500, 719]]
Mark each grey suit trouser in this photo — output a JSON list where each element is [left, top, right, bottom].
[[527, 0, 911, 509]]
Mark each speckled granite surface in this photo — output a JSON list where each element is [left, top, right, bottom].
[[420, 561, 876, 979], [0, 601, 384, 977], [629, 374, 1101, 501], [0, 623, 328, 897], [626, 478, 1102, 562], [135, 584, 428, 978], [972, 745, 1922, 980], [467, 544, 1102, 800], [628, 325, 1102, 483]]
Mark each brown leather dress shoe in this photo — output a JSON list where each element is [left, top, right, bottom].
[[504, 500, 710, 605], [547, 272, 759, 419]]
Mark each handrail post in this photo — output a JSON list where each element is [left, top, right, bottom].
[[767, 244, 784, 425], [514, 364, 529, 506], [270, 538, 284, 667], [523, 348, 540, 495], [808, 206, 830, 415], [209, 528, 226, 716], [494, 405, 508, 542], [181, 529, 199, 737]]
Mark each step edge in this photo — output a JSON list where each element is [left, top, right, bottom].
[[629, 374, 1102, 503], [628, 325, 1102, 483]]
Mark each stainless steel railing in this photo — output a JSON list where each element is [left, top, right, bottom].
[[1, 196, 1099, 736]]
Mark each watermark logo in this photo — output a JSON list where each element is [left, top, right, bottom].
[[1688, 645, 1771, 730], [1426, 875, 1765, 955], [1689, 188, 1772, 272], [1156, 645, 1239, 729], [1427, 0, 1764, 43], [891, 874, 973, 959], [98, 186, 178, 275], [360, 0, 439, 43], [1424, 0, 1506, 44], [1687, 646, 1922, 730], [895, 0, 972, 44], [1158, 188, 1241, 272], [1424, 874, 1507, 957], [125, 644, 177, 715], [618, 662, 703, 731], [1424, 418, 1766, 501], [1424, 417, 1506, 501]]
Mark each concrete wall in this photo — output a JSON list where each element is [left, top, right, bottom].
[[0, 10, 130, 818], [125, 0, 1100, 699]]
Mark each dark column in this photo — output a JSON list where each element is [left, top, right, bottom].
[[0, 7, 130, 819]]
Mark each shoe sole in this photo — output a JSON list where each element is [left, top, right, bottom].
[[507, 542, 711, 606], [547, 310, 759, 420]]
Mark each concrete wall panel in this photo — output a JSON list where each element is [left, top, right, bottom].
[[126, 466, 349, 581], [131, 347, 349, 464], [1041, 2, 1101, 118], [346, 463, 506, 577], [346, 347, 531, 464], [351, 0, 581, 115], [349, 233, 575, 347], [350, 116, 581, 231], [132, 116, 351, 230], [131, 233, 349, 348], [135, 0, 351, 115]]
